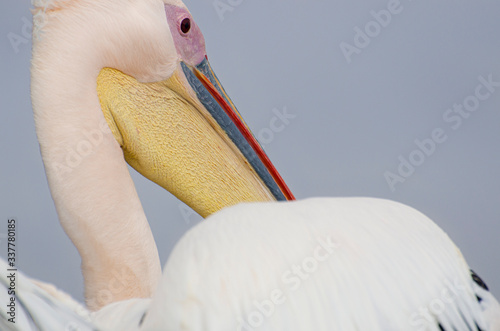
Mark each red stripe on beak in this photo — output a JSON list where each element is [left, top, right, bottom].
[[194, 68, 295, 201]]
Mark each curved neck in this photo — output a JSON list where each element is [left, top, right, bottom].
[[31, 20, 161, 311]]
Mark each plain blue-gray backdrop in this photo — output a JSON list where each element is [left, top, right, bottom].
[[1, 0, 499, 304]]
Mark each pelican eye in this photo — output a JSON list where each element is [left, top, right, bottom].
[[180, 18, 191, 34]]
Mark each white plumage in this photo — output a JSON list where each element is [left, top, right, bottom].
[[141, 197, 499, 330]]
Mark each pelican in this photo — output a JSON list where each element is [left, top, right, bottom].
[[2, 0, 499, 330]]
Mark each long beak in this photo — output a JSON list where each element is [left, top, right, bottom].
[[97, 59, 294, 218]]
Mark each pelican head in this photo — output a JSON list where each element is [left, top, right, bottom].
[[95, 0, 295, 216]]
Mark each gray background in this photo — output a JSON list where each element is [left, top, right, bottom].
[[1, 0, 499, 303]]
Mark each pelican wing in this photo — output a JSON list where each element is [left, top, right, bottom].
[[0, 258, 96, 331], [141, 198, 500, 331]]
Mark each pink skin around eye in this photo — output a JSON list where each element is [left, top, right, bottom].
[[164, 4, 207, 67]]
